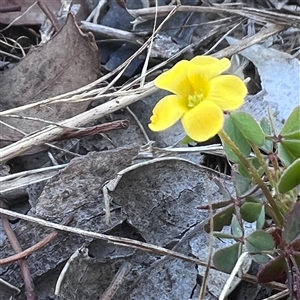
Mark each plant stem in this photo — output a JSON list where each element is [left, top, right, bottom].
[[218, 129, 283, 226], [249, 141, 283, 202], [249, 141, 273, 184]]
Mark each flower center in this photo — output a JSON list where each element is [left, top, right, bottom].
[[187, 93, 204, 108]]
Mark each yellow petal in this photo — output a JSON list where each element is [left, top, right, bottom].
[[207, 75, 248, 110], [149, 95, 187, 131], [190, 56, 231, 79], [181, 101, 224, 142], [186, 66, 210, 98], [155, 60, 194, 99]]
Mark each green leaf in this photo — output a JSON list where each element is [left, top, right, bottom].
[[283, 202, 300, 244], [278, 143, 296, 166], [281, 131, 300, 139], [256, 205, 265, 230], [260, 117, 273, 153], [234, 173, 251, 196], [222, 115, 251, 163], [245, 230, 275, 263], [204, 205, 234, 232], [278, 158, 300, 193], [280, 105, 300, 136], [231, 111, 265, 146], [213, 243, 241, 273], [257, 255, 286, 283], [280, 139, 300, 159], [231, 214, 243, 238], [241, 202, 263, 223]]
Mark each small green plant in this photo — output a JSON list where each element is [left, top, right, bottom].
[[149, 55, 300, 298]]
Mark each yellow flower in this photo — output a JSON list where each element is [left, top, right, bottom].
[[149, 56, 248, 142]]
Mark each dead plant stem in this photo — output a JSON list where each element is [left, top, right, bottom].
[[0, 207, 287, 292], [0, 201, 36, 300]]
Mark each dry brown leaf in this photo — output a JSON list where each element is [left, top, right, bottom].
[[0, 13, 100, 149]]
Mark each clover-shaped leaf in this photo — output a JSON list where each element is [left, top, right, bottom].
[[241, 202, 263, 223], [213, 242, 241, 273], [222, 115, 251, 163], [278, 106, 300, 166], [233, 173, 251, 196], [256, 205, 265, 230], [231, 111, 265, 146], [278, 158, 300, 194], [245, 230, 275, 264], [280, 105, 300, 137], [280, 139, 300, 160], [257, 255, 286, 283], [231, 214, 243, 238], [283, 202, 300, 244], [260, 117, 273, 153], [278, 143, 297, 166], [204, 205, 234, 232]]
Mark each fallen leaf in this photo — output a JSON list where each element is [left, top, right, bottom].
[[0, 13, 100, 150]]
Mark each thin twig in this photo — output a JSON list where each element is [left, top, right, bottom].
[[0, 82, 157, 162], [99, 262, 131, 300], [0, 49, 21, 60], [0, 200, 36, 300], [37, 0, 61, 32], [0, 207, 288, 291], [0, 207, 210, 268], [0, 214, 73, 266]]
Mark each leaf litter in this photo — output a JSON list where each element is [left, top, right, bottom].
[[0, 0, 300, 299]]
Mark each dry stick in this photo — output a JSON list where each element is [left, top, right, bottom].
[[99, 262, 131, 300], [0, 49, 22, 60], [0, 5, 288, 116], [0, 82, 157, 163], [0, 207, 209, 267], [127, 5, 300, 27], [0, 119, 80, 159], [53, 120, 129, 141], [0, 214, 73, 266], [0, 1, 179, 118], [80, 22, 144, 44], [37, 0, 61, 32], [0, 207, 287, 292], [0, 37, 27, 57], [213, 24, 287, 59], [0, 202, 36, 300], [0, 22, 286, 163]]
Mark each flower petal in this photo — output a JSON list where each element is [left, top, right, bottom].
[[207, 75, 248, 110], [155, 60, 194, 99], [149, 95, 188, 131], [181, 101, 224, 142], [190, 56, 231, 79]]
